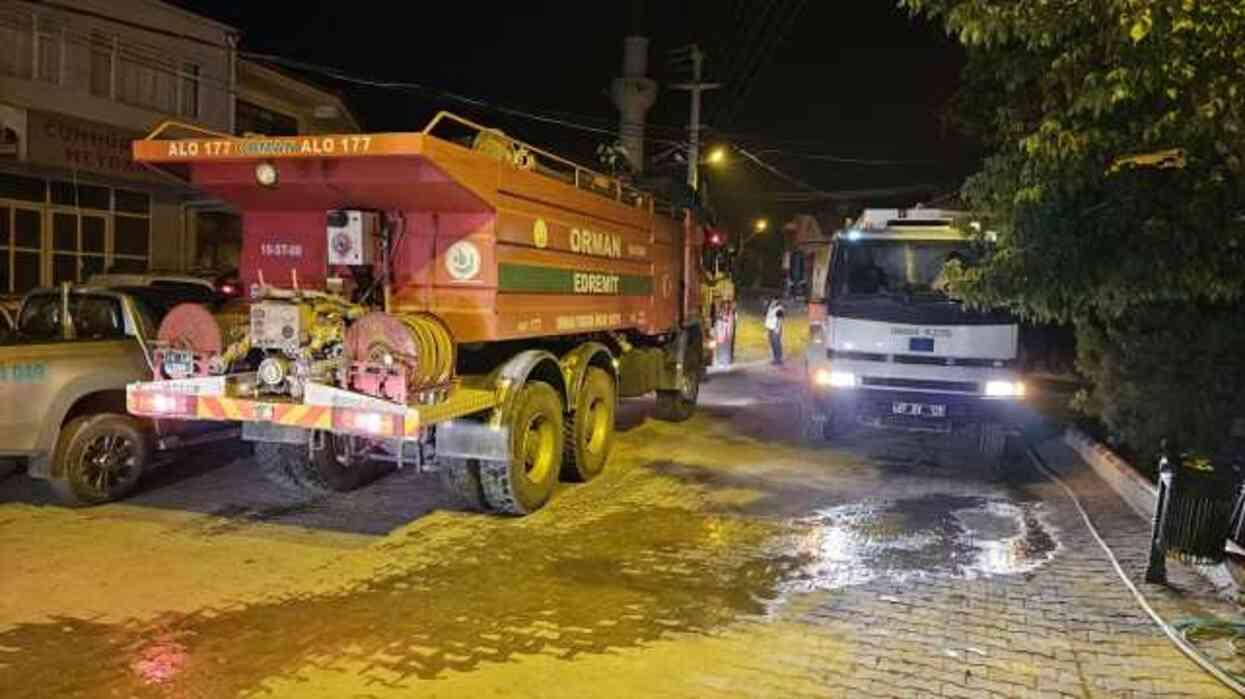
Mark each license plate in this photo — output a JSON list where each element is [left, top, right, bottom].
[[163, 350, 195, 377], [892, 401, 946, 418]]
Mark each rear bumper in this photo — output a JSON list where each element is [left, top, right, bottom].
[[127, 379, 497, 442], [811, 386, 1020, 432]]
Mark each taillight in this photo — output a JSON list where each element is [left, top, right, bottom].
[[130, 391, 197, 417], [332, 408, 400, 438]]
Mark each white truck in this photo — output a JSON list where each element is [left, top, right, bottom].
[[800, 208, 1025, 463]]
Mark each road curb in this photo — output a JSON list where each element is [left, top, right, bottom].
[[1056, 426, 1242, 600], [1063, 426, 1158, 520]]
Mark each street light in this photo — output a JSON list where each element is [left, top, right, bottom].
[[740, 218, 769, 250], [704, 146, 727, 165]]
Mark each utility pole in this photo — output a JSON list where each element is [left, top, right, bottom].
[[669, 45, 721, 191]]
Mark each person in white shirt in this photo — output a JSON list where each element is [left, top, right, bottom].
[[764, 298, 785, 365]]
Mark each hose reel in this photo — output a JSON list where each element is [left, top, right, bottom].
[[344, 312, 455, 399]]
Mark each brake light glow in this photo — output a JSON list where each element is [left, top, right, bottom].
[[130, 391, 197, 417], [333, 408, 399, 437]]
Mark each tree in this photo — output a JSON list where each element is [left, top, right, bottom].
[[901, 0, 1245, 460], [900, 0, 1245, 320]]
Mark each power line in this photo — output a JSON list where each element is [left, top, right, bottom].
[[242, 52, 694, 147], [751, 149, 941, 166], [705, 0, 780, 125], [709, 0, 808, 128], [734, 146, 826, 194]]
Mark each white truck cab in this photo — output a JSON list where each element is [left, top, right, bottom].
[[801, 208, 1024, 462]]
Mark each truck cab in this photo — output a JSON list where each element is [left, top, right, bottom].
[[801, 208, 1024, 462]]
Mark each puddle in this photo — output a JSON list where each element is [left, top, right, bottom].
[[780, 494, 1059, 594]]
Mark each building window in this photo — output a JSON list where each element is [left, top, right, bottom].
[[90, 32, 116, 99], [114, 189, 150, 215], [0, 180, 153, 291], [50, 211, 109, 284], [236, 100, 299, 136], [51, 182, 110, 210], [0, 173, 45, 202], [0, 9, 33, 79], [33, 16, 62, 85], [119, 44, 177, 114], [179, 63, 200, 118], [113, 188, 151, 273], [8, 207, 44, 294]]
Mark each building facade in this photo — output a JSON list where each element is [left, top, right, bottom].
[[0, 0, 358, 294]]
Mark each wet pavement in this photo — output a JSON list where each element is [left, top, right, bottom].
[[0, 364, 1239, 697]]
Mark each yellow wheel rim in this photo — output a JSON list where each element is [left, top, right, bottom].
[[583, 397, 611, 457], [520, 412, 557, 483]]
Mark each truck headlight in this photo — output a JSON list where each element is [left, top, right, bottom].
[[985, 380, 1026, 398], [814, 369, 857, 388]]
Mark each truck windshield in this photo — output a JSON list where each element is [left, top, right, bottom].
[[17, 294, 126, 341], [828, 239, 976, 300]]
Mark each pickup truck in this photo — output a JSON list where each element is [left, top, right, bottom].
[[0, 285, 234, 504]]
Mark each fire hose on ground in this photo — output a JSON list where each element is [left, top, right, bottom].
[[1026, 445, 1245, 696]]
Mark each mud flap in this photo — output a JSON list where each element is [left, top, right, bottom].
[[242, 422, 308, 445], [436, 419, 510, 463]]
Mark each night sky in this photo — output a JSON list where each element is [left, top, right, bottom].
[[175, 1, 977, 242]]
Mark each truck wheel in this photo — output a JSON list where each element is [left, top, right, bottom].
[[714, 318, 735, 367], [656, 369, 700, 423], [49, 415, 149, 506], [801, 391, 831, 443], [481, 381, 563, 515], [300, 433, 378, 492], [562, 367, 616, 482], [254, 441, 312, 493], [978, 422, 1008, 466], [439, 457, 488, 511]]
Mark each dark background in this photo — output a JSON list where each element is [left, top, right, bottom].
[[176, 1, 980, 280]]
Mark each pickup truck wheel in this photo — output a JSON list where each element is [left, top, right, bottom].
[[481, 381, 563, 515], [439, 457, 488, 511], [50, 415, 149, 506], [562, 367, 615, 482]]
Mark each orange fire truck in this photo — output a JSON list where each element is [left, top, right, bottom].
[[127, 113, 707, 515]]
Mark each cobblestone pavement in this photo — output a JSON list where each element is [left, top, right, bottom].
[[0, 364, 1239, 698]]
